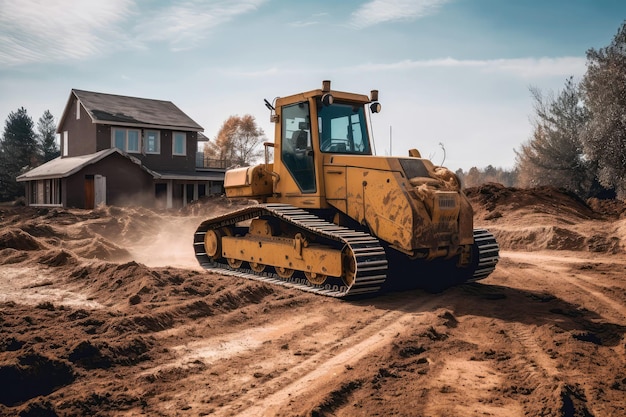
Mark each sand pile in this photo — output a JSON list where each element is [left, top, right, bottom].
[[467, 183, 626, 253]]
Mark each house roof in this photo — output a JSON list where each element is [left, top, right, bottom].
[[58, 89, 203, 133], [16, 148, 159, 181], [17, 149, 225, 183]]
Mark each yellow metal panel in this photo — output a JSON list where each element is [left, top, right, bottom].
[[266, 195, 326, 208], [323, 165, 347, 200], [224, 166, 249, 188], [221, 236, 343, 277], [225, 164, 273, 199], [348, 169, 415, 251], [327, 154, 394, 171]]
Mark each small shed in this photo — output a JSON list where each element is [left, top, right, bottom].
[[17, 148, 158, 209]]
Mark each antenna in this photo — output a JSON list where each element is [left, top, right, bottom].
[[264, 98, 278, 123], [438, 142, 446, 166]]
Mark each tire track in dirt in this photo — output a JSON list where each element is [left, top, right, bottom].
[[484, 255, 618, 417], [502, 251, 626, 322], [560, 273, 626, 321], [507, 323, 559, 378], [501, 322, 603, 417], [208, 296, 442, 417], [139, 315, 326, 378]]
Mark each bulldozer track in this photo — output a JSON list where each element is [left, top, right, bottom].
[[468, 228, 500, 282], [193, 204, 499, 297], [194, 204, 388, 298]]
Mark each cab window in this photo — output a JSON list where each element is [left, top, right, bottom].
[[281, 102, 316, 192], [318, 102, 371, 154]]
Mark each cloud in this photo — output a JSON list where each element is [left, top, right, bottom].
[[350, 56, 587, 78], [0, 0, 134, 66], [350, 0, 451, 28], [223, 56, 587, 80], [287, 12, 329, 28], [134, 0, 267, 51], [0, 0, 266, 66]]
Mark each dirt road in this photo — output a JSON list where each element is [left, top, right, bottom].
[[1, 188, 625, 416]]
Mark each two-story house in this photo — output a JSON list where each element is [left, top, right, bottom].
[[17, 89, 224, 209]]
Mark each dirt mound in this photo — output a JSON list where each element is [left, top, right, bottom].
[[35, 250, 78, 267], [493, 225, 585, 251], [466, 183, 598, 221], [70, 236, 132, 262], [0, 228, 43, 251], [0, 248, 30, 265], [467, 184, 625, 253], [0, 352, 75, 407], [587, 197, 626, 218]]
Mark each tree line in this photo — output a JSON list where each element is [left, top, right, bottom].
[[0, 108, 59, 201]]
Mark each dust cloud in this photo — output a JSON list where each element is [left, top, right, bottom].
[[123, 214, 204, 269]]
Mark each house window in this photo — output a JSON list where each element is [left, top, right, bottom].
[[76, 101, 80, 119], [173, 132, 186, 156], [112, 128, 141, 153], [32, 179, 62, 205], [63, 131, 68, 156], [144, 130, 160, 154], [127, 130, 139, 152]]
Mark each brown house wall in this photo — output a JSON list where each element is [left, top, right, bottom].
[[96, 125, 112, 151], [65, 153, 155, 208], [94, 126, 197, 172], [61, 98, 97, 157]]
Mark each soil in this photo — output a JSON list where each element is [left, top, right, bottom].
[[1, 189, 625, 417]]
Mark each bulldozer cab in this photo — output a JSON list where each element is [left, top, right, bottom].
[[223, 81, 379, 206], [272, 81, 377, 205]]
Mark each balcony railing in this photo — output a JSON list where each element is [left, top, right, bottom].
[[196, 153, 232, 170]]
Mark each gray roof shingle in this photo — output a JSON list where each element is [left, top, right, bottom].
[[60, 89, 203, 132]]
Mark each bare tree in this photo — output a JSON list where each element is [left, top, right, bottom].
[[515, 77, 592, 197], [581, 21, 626, 199], [204, 115, 265, 167]]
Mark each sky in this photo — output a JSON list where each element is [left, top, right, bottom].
[[0, 0, 624, 171]]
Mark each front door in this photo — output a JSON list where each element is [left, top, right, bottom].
[[84, 175, 94, 209], [94, 175, 106, 206]]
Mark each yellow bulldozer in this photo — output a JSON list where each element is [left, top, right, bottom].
[[194, 81, 498, 297]]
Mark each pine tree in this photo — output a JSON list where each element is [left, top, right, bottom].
[[0, 107, 39, 200], [38, 110, 59, 162]]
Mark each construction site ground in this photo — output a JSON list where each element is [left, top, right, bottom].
[[1, 184, 625, 417]]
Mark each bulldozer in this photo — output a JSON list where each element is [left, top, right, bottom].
[[194, 81, 499, 297]]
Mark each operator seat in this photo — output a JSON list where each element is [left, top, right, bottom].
[[292, 130, 308, 150]]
